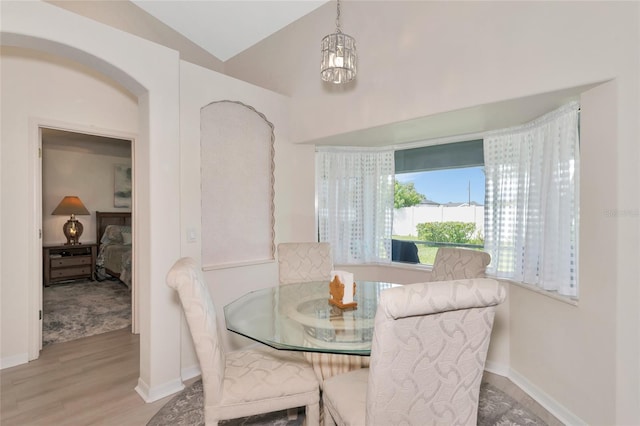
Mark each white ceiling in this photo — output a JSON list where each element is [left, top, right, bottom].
[[131, 0, 328, 62]]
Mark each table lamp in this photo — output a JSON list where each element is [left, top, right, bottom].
[[51, 196, 90, 245]]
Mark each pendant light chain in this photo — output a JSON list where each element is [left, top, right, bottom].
[[335, 0, 342, 33]]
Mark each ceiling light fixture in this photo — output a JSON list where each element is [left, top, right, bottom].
[[320, 0, 357, 84]]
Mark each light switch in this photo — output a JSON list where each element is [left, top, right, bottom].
[[187, 228, 197, 243]]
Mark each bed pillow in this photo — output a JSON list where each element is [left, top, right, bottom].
[[101, 225, 123, 244], [122, 231, 132, 245]]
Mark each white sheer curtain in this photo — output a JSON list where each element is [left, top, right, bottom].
[[484, 101, 580, 297], [316, 148, 395, 264]]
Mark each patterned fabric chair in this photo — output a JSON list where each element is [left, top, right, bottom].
[[277, 242, 369, 385], [277, 242, 333, 284], [322, 278, 506, 426], [430, 247, 491, 281], [166, 257, 320, 426]]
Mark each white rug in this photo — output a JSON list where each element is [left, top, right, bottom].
[[42, 279, 131, 346]]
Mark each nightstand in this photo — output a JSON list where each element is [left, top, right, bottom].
[[43, 243, 97, 286]]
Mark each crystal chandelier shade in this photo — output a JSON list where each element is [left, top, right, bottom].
[[320, 0, 357, 84]]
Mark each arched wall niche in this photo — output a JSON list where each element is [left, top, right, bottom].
[[201, 100, 275, 269]]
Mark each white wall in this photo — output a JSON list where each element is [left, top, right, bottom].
[[1, 44, 138, 366], [226, 2, 640, 424], [1, 2, 317, 401], [1, 1, 183, 403], [3, 2, 638, 423], [42, 145, 132, 246], [179, 60, 316, 368]]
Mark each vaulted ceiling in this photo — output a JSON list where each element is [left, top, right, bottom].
[[131, 1, 328, 61]]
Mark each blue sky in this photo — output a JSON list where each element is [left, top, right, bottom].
[[396, 166, 486, 205]]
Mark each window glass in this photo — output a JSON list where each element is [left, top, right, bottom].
[[393, 164, 485, 265]]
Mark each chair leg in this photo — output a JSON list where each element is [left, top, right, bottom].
[[305, 401, 320, 426], [204, 407, 219, 426]]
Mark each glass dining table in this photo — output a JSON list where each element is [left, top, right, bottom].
[[224, 280, 401, 356]]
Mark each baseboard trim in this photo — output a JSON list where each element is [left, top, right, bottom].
[[484, 360, 510, 377], [509, 368, 586, 426], [181, 364, 201, 381], [1, 353, 29, 370], [135, 377, 185, 403]]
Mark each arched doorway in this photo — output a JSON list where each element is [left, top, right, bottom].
[[2, 1, 183, 402]]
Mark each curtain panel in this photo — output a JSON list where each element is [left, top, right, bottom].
[[316, 148, 395, 264], [484, 101, 580, 297]]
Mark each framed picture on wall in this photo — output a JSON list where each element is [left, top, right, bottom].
[[114, 164, 132, 208]]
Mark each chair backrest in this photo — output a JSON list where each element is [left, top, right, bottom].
[[367, 278, 506, 425], [166, 257, 225, 405], [277, 242, 333, 285], [431, 247, 491, 281]]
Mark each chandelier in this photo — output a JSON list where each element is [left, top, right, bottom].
[[320, 0, 357, 84]]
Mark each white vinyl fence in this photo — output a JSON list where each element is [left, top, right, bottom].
[[393, 204, 484, 237]]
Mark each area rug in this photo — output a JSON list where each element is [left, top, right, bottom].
[[478, 382, 548, 425], [147, 380, 548, 426], [43, 279, 131, 346]]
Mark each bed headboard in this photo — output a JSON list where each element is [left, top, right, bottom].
[[96, 211, 132, 247]]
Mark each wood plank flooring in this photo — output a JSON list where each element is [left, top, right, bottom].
[[1, 328, 168, 426], [1, 328, 563, 425]]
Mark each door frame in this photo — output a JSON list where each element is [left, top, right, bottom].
[[30, 118, 138, 360]]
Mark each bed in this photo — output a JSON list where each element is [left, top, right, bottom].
[[95, 211, 132, 288]]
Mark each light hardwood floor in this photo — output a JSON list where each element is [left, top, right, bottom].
[[1, 328, 563, 425], [1, 328, 171, 425]]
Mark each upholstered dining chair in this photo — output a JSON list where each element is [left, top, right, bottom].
[[430, 247, 492, 281], [322, 278, 506, 426], [277, 242, 333, 284], [166, 257, 320, 426], [277, 242, 369, 385]]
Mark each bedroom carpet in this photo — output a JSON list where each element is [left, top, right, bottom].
[[147, 379, 548, 426], [42, 278, 131, 347]]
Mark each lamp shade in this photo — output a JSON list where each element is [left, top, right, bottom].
[[52, 196, 90, 245], [51, 196, 90, 216]]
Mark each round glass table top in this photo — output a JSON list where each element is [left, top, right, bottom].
[[223, 280, 400, 355]]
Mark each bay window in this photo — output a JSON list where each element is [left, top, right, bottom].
[[316, 101, 580, 297]]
